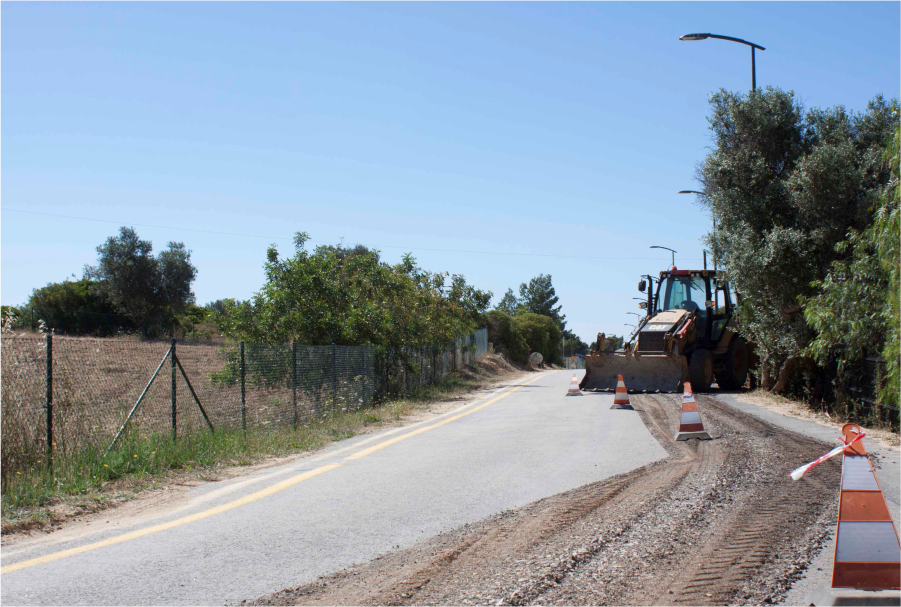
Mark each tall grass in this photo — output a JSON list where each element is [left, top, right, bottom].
[[1, 373, 484, 529]]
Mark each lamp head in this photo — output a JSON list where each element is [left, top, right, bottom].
[[680, 33, 710, 41]]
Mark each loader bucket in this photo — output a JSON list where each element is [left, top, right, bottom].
[[579, 353, 687, 393]]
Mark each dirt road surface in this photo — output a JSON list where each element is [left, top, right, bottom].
[[251, 393, 842, 606]]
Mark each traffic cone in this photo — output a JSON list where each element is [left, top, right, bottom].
[[566, 373, 582, 396], [673, 382, 711, 441], [610, 375, 633, 410], [808, 423, 900, 605]]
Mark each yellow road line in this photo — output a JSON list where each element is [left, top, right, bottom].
[[345, 371, 553, 460], [2, 370, 556, 575], [1, 463, 342, 575]]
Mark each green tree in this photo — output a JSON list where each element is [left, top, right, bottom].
[[27, 279, 133, 336], [518, 274, 565, 329], [875, 126, 900, 406], [216, 233, 491, 352], [563, 330, 589, 357], [513, 312, 563, 365], [486, 310, 529, 364], [86, 227, 197, 337], [496, 289, 520, 315], [697, 88, 897, 392]]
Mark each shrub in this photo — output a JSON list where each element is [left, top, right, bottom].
[[513, 312, 562, 365], [487, 310, 528, 364], [26, 279, 134, 336]]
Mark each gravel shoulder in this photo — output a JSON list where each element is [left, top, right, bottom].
[[250, 393, 844, 607]]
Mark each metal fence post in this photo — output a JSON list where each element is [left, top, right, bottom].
[[240, 341, 246, 433], [45, 333, 53, 464], [362, 347, 368, 408], [292, 342, 298, 428], [171, 338, 177, 440], [331, 344, 337, 413]]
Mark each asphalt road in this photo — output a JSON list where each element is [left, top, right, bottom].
[[1, 370, 668, 606]]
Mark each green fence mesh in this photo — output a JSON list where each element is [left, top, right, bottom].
[[1, 329, 487, 477]]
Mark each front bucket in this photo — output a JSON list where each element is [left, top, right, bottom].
[[579, 353, 687, 393]]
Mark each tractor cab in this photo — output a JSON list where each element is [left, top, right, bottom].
[[641, 268, 737, 348]]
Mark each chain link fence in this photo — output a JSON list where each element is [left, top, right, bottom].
[[1, 328, 488, 476]]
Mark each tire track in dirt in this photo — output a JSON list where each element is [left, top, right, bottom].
[[248, 393, 840, 606]]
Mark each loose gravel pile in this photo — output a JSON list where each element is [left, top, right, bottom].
[[249, 394, 840, 606]]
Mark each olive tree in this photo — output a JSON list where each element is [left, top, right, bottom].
[[86, 227, 197, 337], [697, 88, 897, 392]]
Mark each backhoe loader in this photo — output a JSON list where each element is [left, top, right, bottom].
[[580, 268, 749, 393]]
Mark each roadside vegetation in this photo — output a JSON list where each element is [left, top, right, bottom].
[[1, 358, 517, 533], [2, 228, 505, 532], [698, 87, 899, 418], [212, 232, 490, 352], [489, 274, 601, 365]]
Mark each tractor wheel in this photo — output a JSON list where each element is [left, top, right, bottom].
[[689, 349, 714, 392], [715, 336, 749, 390]]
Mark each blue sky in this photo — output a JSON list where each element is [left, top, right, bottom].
[[3, 2, 899, 343]]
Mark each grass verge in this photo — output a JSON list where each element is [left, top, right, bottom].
[[2, 372, 506, 534]]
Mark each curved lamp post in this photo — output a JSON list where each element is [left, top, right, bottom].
[[679, 33, 765, 91], [650, 245, 677, 267]]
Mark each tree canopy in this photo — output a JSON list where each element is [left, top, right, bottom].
[[26, 278, 133, 336], [86, 227, 197, 337], [489, 274, 572, 365], [518, 274, 566, 329], [697, 87, 898, 404], [214, 232, 491, 352]]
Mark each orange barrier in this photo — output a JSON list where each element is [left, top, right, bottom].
[[673, 382, 710, 441], [808, 423, 900, 605], [566, 373, 582, 397], [611, 375, 632, 410]]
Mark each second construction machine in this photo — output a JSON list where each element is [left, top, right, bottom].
[[580, 267, 749, 393]]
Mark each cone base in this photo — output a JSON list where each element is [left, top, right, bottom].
[[610, 403, 633, 410], [566, 391, 583, 397], [807, 584, 901, 606], [674, 430, 711, 441]]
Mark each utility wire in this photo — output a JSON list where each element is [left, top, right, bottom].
[[4, 208, 703, 262]]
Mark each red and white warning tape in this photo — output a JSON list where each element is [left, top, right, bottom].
[[789, 432, 866, 481]]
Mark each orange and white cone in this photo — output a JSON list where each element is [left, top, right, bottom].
[[807, 423, 900, 605], [566, 373, 582, 396], [610, 375, 633, 409], [673, 382, 711, 441]]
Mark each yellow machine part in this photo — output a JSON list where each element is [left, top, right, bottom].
[[579, 352, 688, 393]]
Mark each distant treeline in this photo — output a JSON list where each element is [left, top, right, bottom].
[[486, 274, 600, 366], [5, 230, 493, 358]]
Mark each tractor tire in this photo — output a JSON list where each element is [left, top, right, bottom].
[[715, 336, 749, 390], [689, 349, 714, 392]]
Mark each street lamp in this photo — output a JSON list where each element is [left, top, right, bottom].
[[678, 190, 706, 196], [650, 245, 677, 267], [679, 33, 766, 92]]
